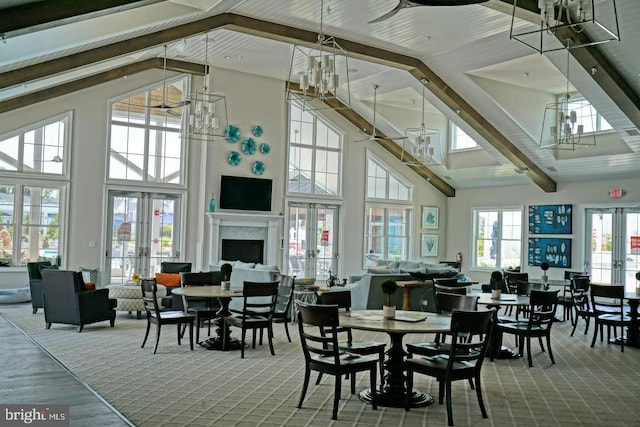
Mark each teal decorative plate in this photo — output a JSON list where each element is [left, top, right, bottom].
[[260, 143, 270, 154], [241, 137, 257, 155], [225, 125, 240, 143], [252, 161, 265, 175], [228, 151, 241, 166], [252, 125, 263, 137]]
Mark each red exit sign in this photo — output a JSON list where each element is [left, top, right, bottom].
[[610, 188, 624, 198]]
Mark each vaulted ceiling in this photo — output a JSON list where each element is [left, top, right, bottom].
[[1, 0, 639, 197]]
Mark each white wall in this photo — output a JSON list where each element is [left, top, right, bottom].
[[447, 178, 640, 285]]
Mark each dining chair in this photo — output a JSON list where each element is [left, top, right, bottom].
[[315, 290, 386, 385], [179, 271, 223, 344], [512, 281, 545, 320], [405, 309, 494, 426], [590, 284, 631, 352], [140, 278, 195, 354], [296, 302, 378, 421], [269, 274, 295, 342], [569, 276, 593, 337], [503, 271, 528, 294], [407, 292, 479, 359], [225, 280, 279, 358], [497, 289, 559, 367], [558, 272, 589, 322]]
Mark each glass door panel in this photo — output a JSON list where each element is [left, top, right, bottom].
[[287, 203, 339, 281], [106, 191, 181, 285]]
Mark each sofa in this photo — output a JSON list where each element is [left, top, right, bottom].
[[347, 260, 460, 311]]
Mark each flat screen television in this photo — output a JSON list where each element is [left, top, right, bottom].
[[219, 175, 272, 212]]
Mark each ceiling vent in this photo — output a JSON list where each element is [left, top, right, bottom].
[[624, 128, 640, 136]]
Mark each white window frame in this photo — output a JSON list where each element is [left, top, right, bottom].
[[472, 207, 523, 271], [449, 122, 479, 152], [287, 100, 344, 197], [566, 93, 613, 134]]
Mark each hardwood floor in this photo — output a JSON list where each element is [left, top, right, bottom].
[[0, 314, 132, 426]]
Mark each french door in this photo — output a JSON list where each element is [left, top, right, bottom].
[[287, 203, 339, 281], [586, 207, 640, 292], [106, 190, 183, 285]]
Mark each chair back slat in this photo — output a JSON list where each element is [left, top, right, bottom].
[[180, 271, 222, 287], [274, 274, 295, 312], [504, 272, 529, 293], [240, 281, 279, 317], [141, 278, 162, 316], [527, 289, 559, 328], [590, 284, 624, 315], [446, 310, 494, 368], [516, 281, 545, 296], [297, 303, 342, 362], [435, 292, 479, 314]]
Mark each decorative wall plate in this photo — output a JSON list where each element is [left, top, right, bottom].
[[241, 137, 257, 155], [225, 125, 240, 143], [252, 125, 263, 137], [252, 161, 265, 175], [227, 151, 241, 166], [260, 143, 270, 154]]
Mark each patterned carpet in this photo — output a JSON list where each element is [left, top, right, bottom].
[[1, 303, 639, 427]]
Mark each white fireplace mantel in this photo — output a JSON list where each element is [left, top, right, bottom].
[[206, 212, 283, 267]]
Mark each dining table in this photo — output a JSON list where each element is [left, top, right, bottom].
[[622, 291, 640, 348], [469, 292, 531, 359], [171, 285, 245, 351], [339, 309, 451, 408]]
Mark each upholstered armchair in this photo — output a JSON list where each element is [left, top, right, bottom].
[[27, 261, 53, 314], [42, 269, 116, 332]]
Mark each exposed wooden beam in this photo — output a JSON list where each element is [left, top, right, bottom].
[[0, 57, 206, 114], [0, 13, 556, 192], [0, 0, 166, 37], [289, 84, 455, 197]]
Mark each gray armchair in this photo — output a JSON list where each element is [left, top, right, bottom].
[[27, 261, 53, 314], [42, 269, 116, 332]]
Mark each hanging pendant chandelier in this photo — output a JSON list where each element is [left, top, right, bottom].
[[186, 33, 229, 141], [402, 80, 442, 165], [285, 0, 351, 111], [540, 40, 596, 150], [510, 0, 620, 53]]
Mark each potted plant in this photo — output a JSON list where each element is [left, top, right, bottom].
[[381, 279, 398, 319], [540, 262, 550, 285], [490, 271, 503, 299], [220, 263, 233, 291]]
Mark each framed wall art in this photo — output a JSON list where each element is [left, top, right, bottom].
[[528, 204, 572, 234], [528, 237, 571, 268], [421, 206, 439, 229], [421, 234, 439, 257]]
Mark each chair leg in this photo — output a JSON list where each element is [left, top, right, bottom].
[[195, 315, 200, 344], [546, 334, 555, 364], [445, 378, 454, 426], [177, 324, 182, 346], [332, 373, 342, 420], [188, 322, 194, 351], [526, 336, 533, 367], [267, 325, 275, 356], [475, 373, 488, 419], [153, 324, 161, 354], [590, 321, 599, 347], [570, 315, 579, 336], [77, 324, 83, 333], [350, 371, 356, 394], [315, 373, 324, 385], [284, 319, 292, 343], [438, 379, 445, 404], [241, 328, 247, 358], [297, 368, 310, 409], [141, 319, 151, 348]]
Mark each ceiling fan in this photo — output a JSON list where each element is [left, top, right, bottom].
[[146, 45, 190, 116], [369, 0, 489, 23], [355, 84, 407, 142]]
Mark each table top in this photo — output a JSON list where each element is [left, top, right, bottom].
[[468, 292, 530, 307], [529, 279, 569, 288], [339, 310, 451, 334], [396, 280, 478, 289], [171, 285, 244, 298]]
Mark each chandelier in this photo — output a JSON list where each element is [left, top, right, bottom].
[[510, 0, 620, 53], [401, 80, 442, 165], [540, 42, 596, 150], [285, 0, 351, 111], [186, 34, 228, 141]]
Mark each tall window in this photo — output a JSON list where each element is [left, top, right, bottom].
[[450, 123, 478, 151], [287, 102, 342, 196], [108, 77, 187, 184], [364, 155, 412, 266], [473, 208, 522, 270], [568, 95, 612, 133], [0, 113, 69, 266]]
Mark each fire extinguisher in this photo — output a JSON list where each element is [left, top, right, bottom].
[[455, 252, 462, 272]]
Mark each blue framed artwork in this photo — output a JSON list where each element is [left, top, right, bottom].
[[528, 238, 571, 268], [528, 204, 572, 234]]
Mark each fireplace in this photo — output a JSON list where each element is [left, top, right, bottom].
[[221, 239, 264, 264]]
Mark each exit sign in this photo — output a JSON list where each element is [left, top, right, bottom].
[[610, 188, 624, 198]]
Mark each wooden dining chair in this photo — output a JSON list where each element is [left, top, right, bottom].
[[179, 271, 223, 344], [405, 309, 494, 426], [225, 280, 279, 358], [497, 289, 558, 367], [296, 302, 378, 421], [590, 284, 631, 352], [569, 276, 593, 337], [269, 274, 295, 342], [315, 290, 386, 385], [140, 278, 195, 354]]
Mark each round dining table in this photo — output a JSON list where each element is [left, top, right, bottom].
[[171, 285, 245, 351], [339, 310, 451, 408]]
